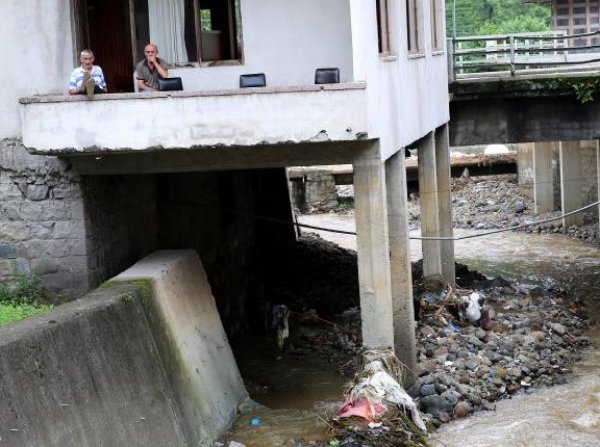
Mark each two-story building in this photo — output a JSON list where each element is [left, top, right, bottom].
[[2, 0, 454, 385]]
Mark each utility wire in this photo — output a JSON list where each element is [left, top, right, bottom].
[[293, 200, 600, 241], [168, 198, 599, 242]]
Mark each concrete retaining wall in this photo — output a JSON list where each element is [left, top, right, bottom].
[[0, 250, 248, 447], [0, 285, 186, 446], [115, 250, 248, 446]]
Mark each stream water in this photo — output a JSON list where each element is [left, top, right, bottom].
[[224, 214, 599, 446]]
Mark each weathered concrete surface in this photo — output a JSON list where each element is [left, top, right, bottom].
[[449, 81, 600, 146], [114, 250, 248, 447], [20, 84, 368, 153], [0, 250, 249, 447], [0, 285, 187, 446]]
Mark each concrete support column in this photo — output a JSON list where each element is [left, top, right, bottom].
[[353, 143, 394, 349], [385, 151, 417, 385], [559, 141, 583, 227], [417, 132, 443, 280], [533, 142, 555, 213], [435, 125, 456, 287], [597, 142, 600, 231]]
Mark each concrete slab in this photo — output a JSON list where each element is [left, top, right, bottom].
[[0, 285, 187, 446], [114, 250, 248, 446]]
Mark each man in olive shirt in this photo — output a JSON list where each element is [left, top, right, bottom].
[[136, 43, 169, 92]]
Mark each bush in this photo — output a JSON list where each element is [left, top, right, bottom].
[[0, 273, 53, 305], [0, 274, 54, 325]]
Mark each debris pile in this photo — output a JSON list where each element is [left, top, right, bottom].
[[326, 350, 430, 447]]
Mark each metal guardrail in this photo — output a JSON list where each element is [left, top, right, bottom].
[[448, 30, 600, 82]]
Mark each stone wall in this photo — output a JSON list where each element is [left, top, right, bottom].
[[82, 175, 159, 288], [0, 139, 89, 297]]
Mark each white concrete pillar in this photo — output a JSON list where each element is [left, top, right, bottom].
[[435, 125, 456, 287], [559, 141, 583, 227], [597, 142, 600, 232], [417, 132, 443, 280], [385, 151, 417, 385], [533, 142, 556, 213], [353, 143, 395, 349]]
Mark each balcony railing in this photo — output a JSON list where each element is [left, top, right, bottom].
[[448, 30, 600, 82]]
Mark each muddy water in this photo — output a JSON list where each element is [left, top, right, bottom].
[[431, 341, 600, 447], [224, 215, 599, 445]]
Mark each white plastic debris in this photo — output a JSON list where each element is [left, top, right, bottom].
[[339, 360, 427, 432], [466, 292, 482, 323]]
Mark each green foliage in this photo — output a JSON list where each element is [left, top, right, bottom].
[[446, 0, 551, 37], [571, 79, 600, 103], [536, 77, 600, 103], [0, 302, 52, 326], [0, 273, 52, 305], [477, 16, 551, 35]]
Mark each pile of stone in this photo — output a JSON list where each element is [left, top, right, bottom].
[[408, 283, 590, 426], [433, 175, 598, 243]]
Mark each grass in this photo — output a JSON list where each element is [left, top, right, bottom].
[[0, 302, 52, 325]]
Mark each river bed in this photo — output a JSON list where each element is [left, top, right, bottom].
[[299, 213, 600, 446], [224, 213, 599, 446]]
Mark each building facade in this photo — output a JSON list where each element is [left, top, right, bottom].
[[2, 0, 454, 379], [528, 0, 600, 45]]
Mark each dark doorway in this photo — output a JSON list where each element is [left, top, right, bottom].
[[74, 0, 135, 93]]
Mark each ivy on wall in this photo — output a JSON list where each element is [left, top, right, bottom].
[[535, 77, 600, 104]]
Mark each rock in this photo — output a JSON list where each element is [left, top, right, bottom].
[[495, 368, 507, 380], [506, 367, 522, 378], [420, 383, 437, 397], [511, 201, 527, 213], [550, 323, 567, 335], [417, 360, 437, 376], [419, 395, 454, 419], [441, 389, 461, 406], [454, 401, 474, 418]]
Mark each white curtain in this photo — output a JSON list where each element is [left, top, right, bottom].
[[148, 0, 189, 64]]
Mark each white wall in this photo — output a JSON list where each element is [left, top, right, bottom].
[[0, 0, 74, 138], [349, 0, 450, 160], [173, 0, 353, 91]]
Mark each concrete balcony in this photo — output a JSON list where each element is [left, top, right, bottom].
[[19, 83, 368, 155]]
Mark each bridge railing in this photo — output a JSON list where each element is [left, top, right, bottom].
[[449, 30, 600, 82]]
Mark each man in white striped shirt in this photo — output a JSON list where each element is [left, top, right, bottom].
[[68, 49, 107, 99]]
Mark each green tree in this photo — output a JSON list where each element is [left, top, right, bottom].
[[446, 0, 551, 37]]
